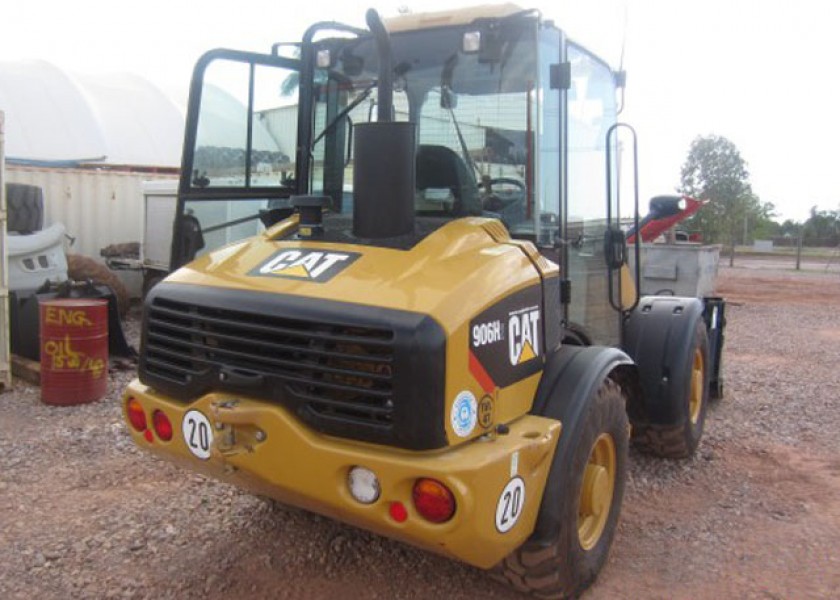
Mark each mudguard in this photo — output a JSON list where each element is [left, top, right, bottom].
[[529, 344, 636, 544], [622, 295, 704, 425], [703, 296, 726, 399]]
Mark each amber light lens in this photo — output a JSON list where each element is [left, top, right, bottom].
[[126, 398, 147, 432], [152, 410, 173, 441], [412, 478, 456, 523]]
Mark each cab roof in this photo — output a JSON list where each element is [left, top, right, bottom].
[[384, 3, 525, 32]]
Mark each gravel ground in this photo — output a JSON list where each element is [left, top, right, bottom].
[[1, 266, 839, 599]]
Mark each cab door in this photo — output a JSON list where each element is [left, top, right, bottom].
[[171, 50, 300, 270], [564, 43, 621, 346]]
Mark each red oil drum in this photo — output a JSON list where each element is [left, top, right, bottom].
[[39, 298, 109, 405]]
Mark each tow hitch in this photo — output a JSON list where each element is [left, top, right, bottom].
[[209, 400, 268, 461]]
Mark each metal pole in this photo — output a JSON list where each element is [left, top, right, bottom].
[[796, 231, 802, 271]]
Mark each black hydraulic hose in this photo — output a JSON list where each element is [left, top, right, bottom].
[[365, 9, 393, 122]]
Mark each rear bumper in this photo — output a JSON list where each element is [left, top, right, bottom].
[[123, 379, 560, 568]]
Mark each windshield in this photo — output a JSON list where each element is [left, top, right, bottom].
[[306, 17, 539, 231], [173, 18, 543, 270]]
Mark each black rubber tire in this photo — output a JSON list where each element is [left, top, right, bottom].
[[492, 379, 629, 599], [6, 183, 45, 233], [631, 322, 710, 458]]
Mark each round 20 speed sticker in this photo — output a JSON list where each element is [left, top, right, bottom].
[[495, 477, 525, 533], [182, 410, 214, 460]]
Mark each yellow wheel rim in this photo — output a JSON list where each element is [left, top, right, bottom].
[[578, 433, 616, 551], [689, 348, 704, 425]]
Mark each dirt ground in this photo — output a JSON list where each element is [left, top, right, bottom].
[[1, 265, 839, 599]]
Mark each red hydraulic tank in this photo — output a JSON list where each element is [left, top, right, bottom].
[[39, 298, 109, 405]]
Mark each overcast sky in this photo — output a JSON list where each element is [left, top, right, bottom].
[[2, 0, 838, 222]]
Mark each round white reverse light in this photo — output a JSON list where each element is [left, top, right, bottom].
[[347, 466, 381, 504]]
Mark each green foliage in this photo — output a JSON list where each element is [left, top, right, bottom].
[[779, 219, 800, 237], [750, 200, 781, 241], [752, 215, 782, 240], [280, 46, 301, 97], [679, 135, 772, 246], [802, 205, 840, 246], [280, 72, 300, 97], [680, 135, 748, 202]]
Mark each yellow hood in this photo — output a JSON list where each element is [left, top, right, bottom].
[[166, 218, 549, 334]]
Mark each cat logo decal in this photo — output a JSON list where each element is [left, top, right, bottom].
[[508, 308, 540, 366], [250, 249, 360, 283]]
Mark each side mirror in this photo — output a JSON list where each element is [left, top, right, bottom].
[[341, 53, 364, 76], [179, 214, 205, 264], [478, 23, 503, 63], [603, 227, 626, 269], [648, 195, 685, 219]]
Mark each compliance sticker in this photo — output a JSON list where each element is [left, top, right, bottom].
[[182, 410, 214, 460], [450, 391, 478, 437], [495, 477, 526, 533], [478, 395, 494, 430]]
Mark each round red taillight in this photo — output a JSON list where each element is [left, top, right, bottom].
[[126, 398, 147, 432], [412, 478, 456, 523], [152, 410, 173, 441]]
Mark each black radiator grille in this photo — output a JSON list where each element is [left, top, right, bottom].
[[144, 297, 395, 426]]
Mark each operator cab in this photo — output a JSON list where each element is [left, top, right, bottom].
[[172, 4, 625, 345]]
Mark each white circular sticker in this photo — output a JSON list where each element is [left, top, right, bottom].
[[495, 477, 526, 533], [182, 410, 214, 460], [450, 391, 477, 437]]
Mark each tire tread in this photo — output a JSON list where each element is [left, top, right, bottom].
[[491, 379, 627, 599], [630, 422, 692, 458]]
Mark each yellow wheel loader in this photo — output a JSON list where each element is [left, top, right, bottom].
[[123, 5, 726, 597]]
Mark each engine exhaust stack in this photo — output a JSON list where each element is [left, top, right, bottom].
[[352, 9, 416, 239]]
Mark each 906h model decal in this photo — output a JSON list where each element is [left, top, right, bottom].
[[468, 286, 543, 394]]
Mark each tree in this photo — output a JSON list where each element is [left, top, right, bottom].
[[802, 205, 840, 247], [679, 135, 764, 264], [280, 47, 301, 97], [752, 201, 782, 240], [779, 219, 800, 238]]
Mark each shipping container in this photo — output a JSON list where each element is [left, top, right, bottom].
[[5, 166, 177, 260]]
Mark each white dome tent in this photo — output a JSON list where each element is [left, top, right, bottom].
[[0, 60, 185, 264], [0, 60, 183, 168]]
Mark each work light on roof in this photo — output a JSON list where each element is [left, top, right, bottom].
[[317, 49, 332, 68], [462, 31, 481, 53]]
